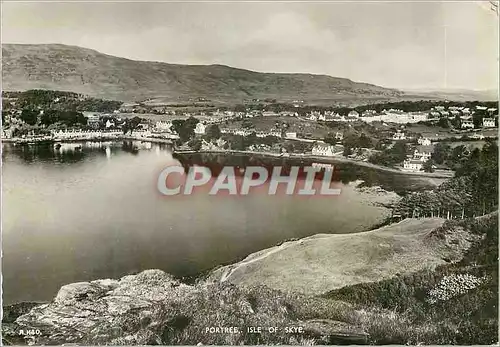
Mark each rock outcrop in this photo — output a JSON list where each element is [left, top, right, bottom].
[[3, 270, 368, 345]]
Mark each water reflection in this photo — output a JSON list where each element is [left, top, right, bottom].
[[2, 141, 441, 304], [2, 141, 173, 164], [173, 152, 438, 195]]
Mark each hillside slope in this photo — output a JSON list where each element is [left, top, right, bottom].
[[208, 218, 479, 295], [3, 216, 494, 345], [2, 44, 402, 103]]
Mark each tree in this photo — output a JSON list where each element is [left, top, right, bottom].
[[358, 133, 372, 148], [423, 159, 435, 173], [451, 115, 461, 129], [343, 146, 353, 157], [437, 118, 450, 128], [448, 145, 469, 169], [324, 133, 338, 145], [188, 138, 202, 151], [122, 116, 142, 134], [234, 104, 246, 113], [432, 143, 451, 165], [368, 142, 407, 167], [241, 119, 254, 129], [473, 114, 483, 129], [172, 117, 199, 142], [205, 124, 221, 140], [20, 109, 39, 125]]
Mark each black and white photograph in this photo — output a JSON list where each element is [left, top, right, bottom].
[[1, 0, 499, 345]]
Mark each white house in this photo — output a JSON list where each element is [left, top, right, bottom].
[[285, 132, 297, 139], [331, 115, 346, 122], [417, 137, 431, 146], [312, 162, 334, 170], [84, 112, 100, 128], [234, 129, 252, 136], [428, 111, 441, 120], [105, 120, 115, 128], [362, 110, 377, 117], [2, 128, 13, 139], [461, 120, 474, 129], [482, 118, 496, 128], [461, 108, 471, 117], [410, 112, 428, 123], [262, 111, 279, 117], [312, 143, 337, 156], [195, 122, 207, 135], [155, 121, 173, 132], [470, 133, 485, 140], [348, 110, 360, 118], [403, 159, 423, 172], [392, 131, 406, 141], [413, 145, 434, 162], [360, 114, 382, 123], [269, 130, 282, 138]]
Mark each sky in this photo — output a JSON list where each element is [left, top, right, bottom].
[[1, 1, 499, 90]]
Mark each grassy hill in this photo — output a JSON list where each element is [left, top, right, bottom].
[[208, 217, 480, 295], [2, 44, 403, 103]]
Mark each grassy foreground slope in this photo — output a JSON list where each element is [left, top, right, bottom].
[[208, 217, 478, 295], [323, 213, 498, 345]]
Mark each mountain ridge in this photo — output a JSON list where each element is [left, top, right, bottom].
[[2, 43, 403, 103]]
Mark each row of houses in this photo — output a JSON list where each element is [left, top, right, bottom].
[[50, 129, 153, 140], [304, 106, 498, 126], [460, 117, 496, 129], [219, 128, 299, 139], [311, 143, 344, 156]]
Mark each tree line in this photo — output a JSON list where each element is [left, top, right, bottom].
[[394, 140, 498, 219]]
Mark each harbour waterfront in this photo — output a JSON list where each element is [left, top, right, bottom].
[[2, 141, 443, 304]]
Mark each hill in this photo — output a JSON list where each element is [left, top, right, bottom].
[[2, 44, 403, 104], [208, 217, 479, 295], [403, 88, 498, 102]]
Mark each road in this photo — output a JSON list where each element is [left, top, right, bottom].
[[174, 149, 455, 179]]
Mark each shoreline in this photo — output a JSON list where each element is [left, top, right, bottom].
[[2, 214, 397, 307], [178, 213, 396, 286], [1, 135, 174, 145], [173, 149, 455, 178], [2, 138, 453, 178]]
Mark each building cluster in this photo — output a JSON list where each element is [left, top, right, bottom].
[[301, 105, 498, 127], [311, 142, 343, 156], [403, 137, 434, 172]]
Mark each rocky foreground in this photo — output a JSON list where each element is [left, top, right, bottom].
[[3, 270, 369, 345], [2, 217, 482, 345]]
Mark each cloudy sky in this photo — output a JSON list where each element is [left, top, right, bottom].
[[2, 1, 498, 90]]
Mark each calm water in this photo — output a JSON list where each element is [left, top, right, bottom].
[[1, 141, 439, 304]]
